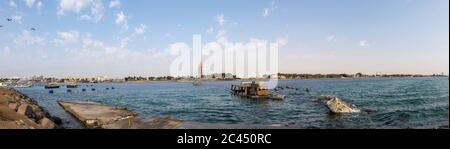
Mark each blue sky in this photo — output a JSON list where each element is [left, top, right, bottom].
[[0, 0, 448, 77]]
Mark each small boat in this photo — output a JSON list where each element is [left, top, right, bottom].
[[45, 83, 60, 89], [14, 83, 33, 88], [0, 82, 10, 87], [67, 89, 72, 93], [231, 81, 284, 100], [66, 83, 79, 88], [49, 90, 54, 94]]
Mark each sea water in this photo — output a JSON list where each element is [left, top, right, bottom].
[[17, 77, 449, 129]]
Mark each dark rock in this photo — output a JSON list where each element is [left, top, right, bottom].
[[39, 117, 56, 129], [17, 104, 36, 118], [50, 116, 63, 125]]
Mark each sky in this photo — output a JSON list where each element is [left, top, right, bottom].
[[0, 0, 448, 78]]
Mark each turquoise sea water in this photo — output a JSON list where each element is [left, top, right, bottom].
[[17, 77, 449, 129]]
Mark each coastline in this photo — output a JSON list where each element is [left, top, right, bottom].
[[0, 87, 61, 129]]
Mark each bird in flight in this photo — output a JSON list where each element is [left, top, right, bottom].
[[30, 28, 36, 31], [6, 18, 13, 21], [0, 25, 3, 28]]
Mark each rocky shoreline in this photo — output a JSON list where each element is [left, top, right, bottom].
[[0, 87, 62, 129]]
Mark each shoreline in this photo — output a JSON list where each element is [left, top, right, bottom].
[[0, 87, 61, 129]]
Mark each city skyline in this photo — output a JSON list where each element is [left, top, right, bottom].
[[0, 0, 449, 78]]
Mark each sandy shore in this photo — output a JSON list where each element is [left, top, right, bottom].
[[0, 87, 61, 129]]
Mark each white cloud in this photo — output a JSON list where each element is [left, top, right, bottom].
[[54, 31, 80, 45], [216, 14, 226, 26], [327, 35, 337, 42], [57, 0, 105, 22], [262, 1, 278, 18], [9, 0, 17, 7], [2, 46, 11, 56], [165, 33, 174, 39], [262, 8, 269, 18], [119, 37, 130, 48], [79, 14, 91, 20], [277, 36, 289, 46], [115, 11, 128, 31], [36, 1, 43, 14], [133, 24, 147, 35], [359, 40, 376, 47], [11, 15, 22, 24], [14, 30, 45, 46], [206, 27, 214, 34], [109, 0, 121, 8], [24, 0, 35, 7]]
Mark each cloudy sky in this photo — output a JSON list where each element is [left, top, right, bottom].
[[0, 0, 448, 78]]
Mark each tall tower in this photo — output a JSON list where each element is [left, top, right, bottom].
[[199, 62, 203, 79]]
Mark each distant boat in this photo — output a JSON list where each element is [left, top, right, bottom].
[[0, 82, 9, 87], [45, 83, 60, 89], [14, 83, 33, 88], [66, 83, 79, 88]]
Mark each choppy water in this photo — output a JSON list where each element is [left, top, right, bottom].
[[17, 77, 449, 129]]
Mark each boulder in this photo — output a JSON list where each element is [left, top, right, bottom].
[[39, 117, 56, 129], [34, 111, 46, 121], [17, 104, 36, 118], [50, 117, 63, 125], [8, 103, 20, 111], [319, 96, 360, 114], [85, 119, 101, 128]]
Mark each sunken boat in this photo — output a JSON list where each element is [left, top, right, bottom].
[[231, 81, 284, 100]]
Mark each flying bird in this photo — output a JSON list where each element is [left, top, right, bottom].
[[0, 25, 3, 28], [30, 28, 36, 31], [6, 18, 12, 21]]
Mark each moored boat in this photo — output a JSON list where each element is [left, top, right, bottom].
[[14, 83, 33, 88], [66, 83, 78, 88], [45, 83, 60, 89]]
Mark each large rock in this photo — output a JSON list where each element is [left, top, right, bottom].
[[17, 104, 36, 118], [39, 117, 56, 129], [319, 96, 360, 114], [34, 111, 46, 121], [8, 103, 20, 111]]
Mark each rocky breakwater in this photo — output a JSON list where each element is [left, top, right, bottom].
[[58, 101, 182, 129], [0, 87, 61, 129]]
